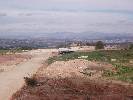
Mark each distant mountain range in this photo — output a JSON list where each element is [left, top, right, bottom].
[[0, 32, 133, 40]]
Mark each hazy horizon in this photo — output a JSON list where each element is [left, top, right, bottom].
[[0, 0, 133, 38]]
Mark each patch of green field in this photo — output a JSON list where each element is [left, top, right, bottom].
[[48, 50, 133, 64], [99, 50, 133, 63], [47, 51, 108, 65], [0, 48, 29, 55]]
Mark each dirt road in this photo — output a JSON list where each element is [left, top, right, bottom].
[[0, 49, 55, 100]]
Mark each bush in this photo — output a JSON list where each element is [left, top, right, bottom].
[[129, 44, 133, 50], [95, 41, 104, 50], [103, 70, 115, 77], [24, 77, 37, 87]]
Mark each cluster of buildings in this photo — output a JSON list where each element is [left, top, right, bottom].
[[104, 43, 130, 50]]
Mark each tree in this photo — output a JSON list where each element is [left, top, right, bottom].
[[95, 41, 104, 50], [86, 42, 90, 46], [129, 44, 133, 50]]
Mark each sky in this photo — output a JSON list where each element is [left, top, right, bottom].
[[0, 0, 133, 37]]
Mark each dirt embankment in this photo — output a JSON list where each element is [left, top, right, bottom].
[[11, 59, 133, 100]]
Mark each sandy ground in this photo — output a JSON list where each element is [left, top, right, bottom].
[[0, 49, 56, 100]]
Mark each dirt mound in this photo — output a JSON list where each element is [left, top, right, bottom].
[[38, 59, 113, 78]]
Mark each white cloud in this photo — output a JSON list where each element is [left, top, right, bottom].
[[0, 0, 133, 12], [0, 0, 133, 35], [0, 11, 133, 34]]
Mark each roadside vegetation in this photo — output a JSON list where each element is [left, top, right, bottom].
[[0, 49, 20, 55], [0, 49, 9, 55], [48, 49, 133, 83], [0, 47, 32, 55]]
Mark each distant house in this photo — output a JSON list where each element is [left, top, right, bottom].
[[104, 43, 130, 50]]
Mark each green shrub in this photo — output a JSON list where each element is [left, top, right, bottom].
[[103, 70, 115, 77], [129, 44, 133, 50], [95, 41, 104, 50]]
